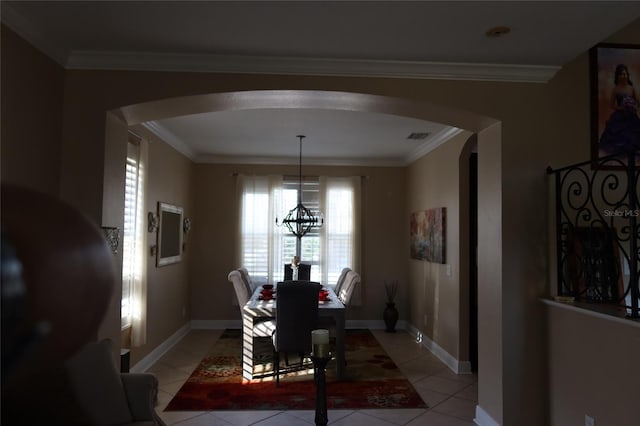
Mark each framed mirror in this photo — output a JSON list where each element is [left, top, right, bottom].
[[157, 202, 183, 267]]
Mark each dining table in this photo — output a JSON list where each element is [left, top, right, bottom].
[[242, 282, 346, 381]]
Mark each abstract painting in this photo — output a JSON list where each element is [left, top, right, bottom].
[[410, 208, 446, 263]]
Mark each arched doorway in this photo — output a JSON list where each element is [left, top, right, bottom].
[[459, 134, 479, 373], [113, 89, 502, 422]]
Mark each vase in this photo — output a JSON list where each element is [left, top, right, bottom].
[[383, 302, 398, 332]]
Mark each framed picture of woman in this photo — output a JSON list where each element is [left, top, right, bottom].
[[590, 43, 640, 168]]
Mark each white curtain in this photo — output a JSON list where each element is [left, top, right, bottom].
[[130, 138, 148, 347], [319, 176, 362, 303], [236, 174, 284, 285]]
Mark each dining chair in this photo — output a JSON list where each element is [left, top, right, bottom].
[[227, 269, 275, 337], [271, 280, 321, 386], [319, 270, 361, 367], [316, 267, 349, 323], [283, 263, 311, 281], [238, 267, 258, 292], [317, 267, 351, 331], [228, 269, 251, 304], [333, 267, 352, 296], [337, 270, 361, 306]]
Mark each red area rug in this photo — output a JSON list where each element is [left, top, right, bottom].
[[165, 329, 427, 411]]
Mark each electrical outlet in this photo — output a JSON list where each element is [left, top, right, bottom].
[[446, 264, 452, 276], [585, 415, 595, 426]]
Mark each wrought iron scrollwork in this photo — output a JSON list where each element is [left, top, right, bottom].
[[548, 150, 639, 318]]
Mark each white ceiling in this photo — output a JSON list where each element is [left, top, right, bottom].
[[4, 1, 640, 165]]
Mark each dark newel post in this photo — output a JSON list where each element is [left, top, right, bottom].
[[627, 150, 639, 318], [553, 168, 564, 296], [312, 355, 329, 426]]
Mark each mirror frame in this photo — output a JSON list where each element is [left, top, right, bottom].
[[157, 202, 184, 267]]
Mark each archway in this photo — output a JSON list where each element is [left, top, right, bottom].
[[120, 90, 497, 134], [113, 89, 502, 423]]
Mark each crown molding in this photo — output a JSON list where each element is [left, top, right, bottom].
[[2, 0, 559, 83], [66, 50, 559, 83], [142, 122, 195, 160], [405, 127, 465, 163]]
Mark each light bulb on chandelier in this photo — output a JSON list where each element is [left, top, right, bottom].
[[276, 135, 324, 239]]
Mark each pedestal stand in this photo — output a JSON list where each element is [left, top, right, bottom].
[[311, 355, 330, 426]]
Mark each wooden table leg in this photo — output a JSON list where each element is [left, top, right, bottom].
[[334, 311, 346, 380]]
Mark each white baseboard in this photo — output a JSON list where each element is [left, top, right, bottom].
[[130, 322, 190, 373], [405, 323, 472, 374], [474, 405, 500, 426]]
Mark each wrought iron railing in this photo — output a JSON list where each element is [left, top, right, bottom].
[[547, 150, 639, 319]]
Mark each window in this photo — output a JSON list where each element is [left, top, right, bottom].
[[239, 175, 360, 286], [240, 186, 271, 281], [121, 134, 148, 345], [121, 142, 139, 328]]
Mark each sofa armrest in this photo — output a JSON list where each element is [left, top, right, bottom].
[[120, 373, 165, 425]]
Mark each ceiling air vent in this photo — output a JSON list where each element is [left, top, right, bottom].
[[406, 132, 430, 140]]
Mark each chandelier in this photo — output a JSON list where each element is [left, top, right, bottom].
[[276, 135, 324, 239]]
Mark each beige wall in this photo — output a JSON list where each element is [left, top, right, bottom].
[[3, 17, 640, 426], [406, 130, 472, 359], [547, 303, 640, 426], [1, 25, 64, 196], [129, 125, 195, 365], [475, 123, 506, 422]]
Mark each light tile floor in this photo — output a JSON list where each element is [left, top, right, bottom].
[[149, 329, 477, 425]]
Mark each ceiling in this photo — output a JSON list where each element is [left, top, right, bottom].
[[4, 1, 640, 165]]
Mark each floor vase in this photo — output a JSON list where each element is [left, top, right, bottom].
[[383, 303, 398, 332]]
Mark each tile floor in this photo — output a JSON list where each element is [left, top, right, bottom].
[[149, 329, 478, 425]]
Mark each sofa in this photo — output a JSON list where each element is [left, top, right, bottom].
[[65, 339, 165, 426]]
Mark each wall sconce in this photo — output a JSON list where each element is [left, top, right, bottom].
[[183, 217, 192, 234], [148, 212, 158, 233], [101, 226, 120, 255]]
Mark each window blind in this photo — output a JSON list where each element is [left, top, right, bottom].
[[121, 143, 139, 328]]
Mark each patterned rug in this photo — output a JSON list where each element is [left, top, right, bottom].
[[165, 329, 427, 411]]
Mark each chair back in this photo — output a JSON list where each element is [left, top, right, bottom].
[[283, 263, 311, 281], [273, 281, 321, 354], [334, 267, 352, 296], [238, 267, 256, 292], [338, 271, 361, 305], [228, 270, 251, 309]]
